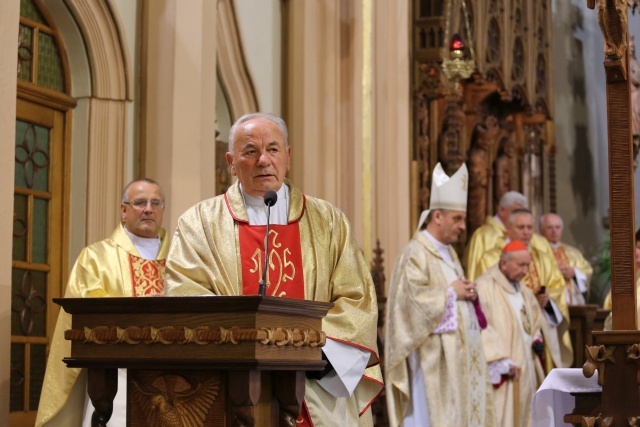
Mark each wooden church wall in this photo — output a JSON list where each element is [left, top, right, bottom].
[[411, 0, 554, 239]]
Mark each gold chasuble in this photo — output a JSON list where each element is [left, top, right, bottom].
[[385, 232, 495, 427], [36, 224, 170, 427], [551, 243, 593, 305], [464, 215, 552, 281], [165, 181, 383, 427]]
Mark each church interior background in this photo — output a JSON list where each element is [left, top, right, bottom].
[[1, 0, 639, 424]]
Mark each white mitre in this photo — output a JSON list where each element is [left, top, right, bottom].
[[416, 162, 468, 231]]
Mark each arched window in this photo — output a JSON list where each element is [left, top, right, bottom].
[[11, 0, 74, 424]]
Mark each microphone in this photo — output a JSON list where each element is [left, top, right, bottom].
[[258, 190, 278, 296]]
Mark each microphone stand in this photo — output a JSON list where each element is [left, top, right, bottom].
[[258, 196, 274, 296]]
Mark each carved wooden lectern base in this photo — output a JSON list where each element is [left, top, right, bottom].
[[55, 296, 332, 427], [566, 331, 640, 426]]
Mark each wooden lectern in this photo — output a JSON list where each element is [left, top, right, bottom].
[[55, 296, 332, 427]]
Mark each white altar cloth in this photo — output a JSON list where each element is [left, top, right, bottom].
[[532, 368, 601, 427]]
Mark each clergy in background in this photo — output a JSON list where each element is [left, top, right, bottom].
[[464, 191, 552, 281], [540, 213, 593, 305], [476, 240, 545, 427], [164, 113, 382, 426], [475, 209, 572, 372], [385, 163, 496, 427], [36, 179, 169, 427]]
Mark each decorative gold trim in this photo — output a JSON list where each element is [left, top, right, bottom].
[[583, 344, 616, 386], [65, 325, 326, 347]]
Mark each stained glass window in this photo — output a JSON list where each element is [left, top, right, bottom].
[[17, 0, 66, 93]]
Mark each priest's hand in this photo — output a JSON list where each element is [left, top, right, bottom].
[[452, 278, 477, 301], [508, 364, 521, 381], [559, 265, 575, 280]]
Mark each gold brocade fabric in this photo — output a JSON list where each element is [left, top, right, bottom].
[[35, 224, 170, 427], [478, 243, 572, 370], [552, 243, 593, 305], [476, 264, 545, 427], [164, 181, 383, 426], [463, 216, 552, 281], [384, 232, 496, 427]]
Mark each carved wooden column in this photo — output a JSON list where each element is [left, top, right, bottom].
[[581, 0, 640, 424], [228, 370, 261, 426], [274, 371, 306, 426], [87, 368, 118, 427]]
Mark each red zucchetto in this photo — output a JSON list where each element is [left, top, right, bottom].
[[502, 240, 528, 253]]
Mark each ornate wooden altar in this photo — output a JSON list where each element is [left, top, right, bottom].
[[55, 296, 332, 427]]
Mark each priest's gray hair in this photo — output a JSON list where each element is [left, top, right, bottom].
[[122, 178, 165, 203], [228, 112, 289, 154], [499, 191, 528, 209], [539, 213, 563, 229], [508, 208, 533, 226]]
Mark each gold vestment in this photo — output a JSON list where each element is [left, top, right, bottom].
[[164, 181, 383, 426], [551, 242, 593, 305], [476, 264, 545, 427], [35, 224, 170, 427], [384, 231, 496, 427]]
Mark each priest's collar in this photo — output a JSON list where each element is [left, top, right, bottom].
[[493, 214, 503, 225], [422, 229, 454, 263], [239, 183, 289, 225], [549, 241, 560, 249], [123, 226, 161, 260], [224, 179, 305, 224]]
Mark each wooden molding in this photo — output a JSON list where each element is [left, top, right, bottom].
[[64, 0, 131, 100], [216, 0, 258, 119], [65, 325, 326, 347]]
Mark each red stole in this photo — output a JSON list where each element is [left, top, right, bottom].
[[128, 254, 166, 296], [238, 222, 305, 299]]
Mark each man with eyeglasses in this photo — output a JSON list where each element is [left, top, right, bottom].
[[36, 178, 169, 427], [164, 113, 382, 426]]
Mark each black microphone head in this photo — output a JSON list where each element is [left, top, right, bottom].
[[263, 190, 278, 207]]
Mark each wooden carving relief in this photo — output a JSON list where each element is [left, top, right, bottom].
[[580, 416, 614, 426], [467, 115, 500, 232], [411, 0, 555, 233], [65, 325, 326, 347], [438, 98, 467, 176], [129, 371, 223, 427], [597, 0, 629, 63], [413, 63, 443, 212]]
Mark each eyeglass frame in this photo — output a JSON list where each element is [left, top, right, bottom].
[[122, 199, 165, 210]]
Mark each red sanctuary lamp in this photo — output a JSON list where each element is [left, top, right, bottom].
[[449, 33, 466, 59], [442, 33, 475, 82]]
